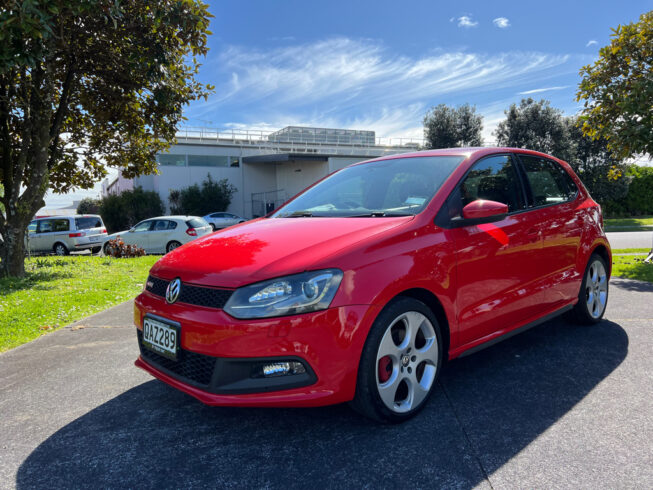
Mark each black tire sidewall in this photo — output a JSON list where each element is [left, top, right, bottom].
[[53, 243, 68, 256], [167, 241, 181, 253], [354, 297, 443, 423]]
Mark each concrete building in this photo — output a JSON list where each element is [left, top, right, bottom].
[[102, 126, 423, 218]]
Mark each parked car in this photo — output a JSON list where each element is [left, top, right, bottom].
[[133, 148, 611, 423], [202, 212, 246, 231], [26, 215, 107, 255], [104, 216, 212, 255]]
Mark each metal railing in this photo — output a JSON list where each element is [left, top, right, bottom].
[[175, 126, 425, 155]]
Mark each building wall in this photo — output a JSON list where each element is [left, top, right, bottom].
[[328, 156, 370, 173], [275, 160, 330, 201]]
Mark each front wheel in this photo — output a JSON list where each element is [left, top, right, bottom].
[[351, 297, 443, 423], [571, 253, 609, 324], [166, 241, 182, 253]]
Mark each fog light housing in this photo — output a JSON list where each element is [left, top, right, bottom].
[[254, 361, 307, 378]]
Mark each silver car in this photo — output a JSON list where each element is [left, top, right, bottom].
[[26, 215, 108, 255], [202, 212, 246, 231], [103, 216, 213, 255]]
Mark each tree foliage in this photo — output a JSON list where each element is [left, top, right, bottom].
[[0, 0, 213, 276], [495, 98, 575, 162], [423, 104, 483, 149], [605, 165, 653, 216], [169, 174, 236, 217], [99, 187, 164, 233], [76, 197, 101, 215], [577, 11, 653, 160]]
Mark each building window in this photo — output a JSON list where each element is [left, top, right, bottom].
[[158, 154, 186, 166], [187, 155, 239, 167]]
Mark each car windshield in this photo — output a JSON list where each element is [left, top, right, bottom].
[[272, 156, 464, 218]]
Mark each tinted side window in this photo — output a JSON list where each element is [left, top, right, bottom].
[[52, 219, 70, 232], [519, 156, 577, 206], [167, 220, 177, 230], [186, 218, 208, 228], [449, 155, 525, 218], [38, 220, 54, 233], [75, 217, 103, 230]]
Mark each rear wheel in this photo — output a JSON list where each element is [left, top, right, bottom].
[[91, 246, 101, 255], [351, 297, 442, 423], [210, 223, 216, 231], [571, 253, 609, 324], [53, 243, 69, 256], [166, 241, 182, 253]]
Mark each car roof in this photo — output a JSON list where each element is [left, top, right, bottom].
[[355, 147, 565, 166], [34, 214, 102, 220], [142, 216, 203, 220]]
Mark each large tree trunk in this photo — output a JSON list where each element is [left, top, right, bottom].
[[0, 218, 28, 277]]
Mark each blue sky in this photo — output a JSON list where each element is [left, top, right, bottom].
[[46, 0, 650, 207]]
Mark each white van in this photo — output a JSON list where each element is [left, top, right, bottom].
[[26, 215, 108, 255]]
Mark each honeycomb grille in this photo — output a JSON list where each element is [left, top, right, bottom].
[[138, 330, 216, 386], [146, 275, 233, 309]]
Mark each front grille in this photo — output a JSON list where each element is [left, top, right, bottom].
[[138, 330, 216, 386], [146, 275, 233, 309]]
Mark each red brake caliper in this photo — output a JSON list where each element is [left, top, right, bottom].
[[378, 356, 392, 383]]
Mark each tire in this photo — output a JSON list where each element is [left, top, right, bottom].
[[103, 242, 112, 256], [351, 297, 443, 423], [166, 241, 182, 253], [571, 253, 609, 324], [210, 223, 216, 231], [53, 243, 69, 256], [91, 246, 101, 255]]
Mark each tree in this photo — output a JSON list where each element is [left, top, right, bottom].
[[76, 197, 101, 215], [99, 187, 164, 233], [577, 11, 653, 160], [495, 98, 575, 161], [423, 104, 483, 149], [169, 174, 236, 216], [566, 119, 630, 205], [0, 1, 213, 277]]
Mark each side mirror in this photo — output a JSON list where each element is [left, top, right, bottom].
[[462, 199, 508, 220]]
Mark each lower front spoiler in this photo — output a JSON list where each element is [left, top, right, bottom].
[[135, 357, 342, 408]]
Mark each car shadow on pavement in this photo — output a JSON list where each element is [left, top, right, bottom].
[[610, 277, 653, 292], [16, 318, 628, 489]]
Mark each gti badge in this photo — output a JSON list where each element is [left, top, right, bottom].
[[166, 278, 181, 304]]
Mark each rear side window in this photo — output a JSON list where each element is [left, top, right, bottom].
[[519, 156, 578, 206], [52, 219, 70, 232], [186, 218, 208, 228], [153, 220, 177, 230], [75, 216, 104, 230], [27, 221, 37, 233], [448, 154, 525, 218]]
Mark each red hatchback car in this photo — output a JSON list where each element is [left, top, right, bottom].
[[134, 148, 610, 422]]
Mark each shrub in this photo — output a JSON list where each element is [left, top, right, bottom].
[[76, 197, 101, 215], [103, 238, 145, 258], [604, 165, 653, 217], [169, 174, 236, 216], [99, 187, 164, 233]]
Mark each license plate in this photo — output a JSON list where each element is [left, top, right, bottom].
[[142, 317, 179, 360], [89, 236, 100, 242]]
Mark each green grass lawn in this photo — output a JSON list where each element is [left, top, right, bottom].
[[611, 249, 653, 283], [0, 255, 158, 352], [605, 216, 653, 232]]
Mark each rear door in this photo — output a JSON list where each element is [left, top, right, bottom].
[[149, 219, 177, 253], [516, 154, 583, 308], [446, 154, 546, 347]]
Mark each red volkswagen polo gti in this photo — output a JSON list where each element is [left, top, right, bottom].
[[134, 148, 610, 422]]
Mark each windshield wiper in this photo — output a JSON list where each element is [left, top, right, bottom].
[[283, 211, 314, 217], [348, 212, 415, 217]]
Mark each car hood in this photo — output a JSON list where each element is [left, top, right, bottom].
[[149, 216, 413, 288]]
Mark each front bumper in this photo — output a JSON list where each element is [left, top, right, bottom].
[[133, 292, 379, 407]]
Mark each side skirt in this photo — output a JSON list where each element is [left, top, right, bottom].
[[456, 304, 574, 358]]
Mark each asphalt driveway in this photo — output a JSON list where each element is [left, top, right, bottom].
[[1, 278, 652, 489]]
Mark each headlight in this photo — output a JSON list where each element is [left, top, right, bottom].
[[224, 269, 343, 319]]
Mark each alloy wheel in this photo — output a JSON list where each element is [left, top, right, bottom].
[[375, 311, 439, 413], [585, 259, 608, 319]]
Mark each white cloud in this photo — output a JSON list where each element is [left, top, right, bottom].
[[187, 37, 574, 138], [586, 40, 598, 47], [518, 86, 569, 95], [493, 17, 510, 29], [457, 16, 478, 28]]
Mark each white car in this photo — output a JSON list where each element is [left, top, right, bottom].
[[103, 216, 212, 255], [202, 212, 246, 231]]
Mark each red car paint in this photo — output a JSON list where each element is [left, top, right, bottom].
[[134, 148, 610, 407]]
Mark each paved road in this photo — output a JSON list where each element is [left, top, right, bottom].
[[606, 231, 653, 250], [1, 280, 652, 489]]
